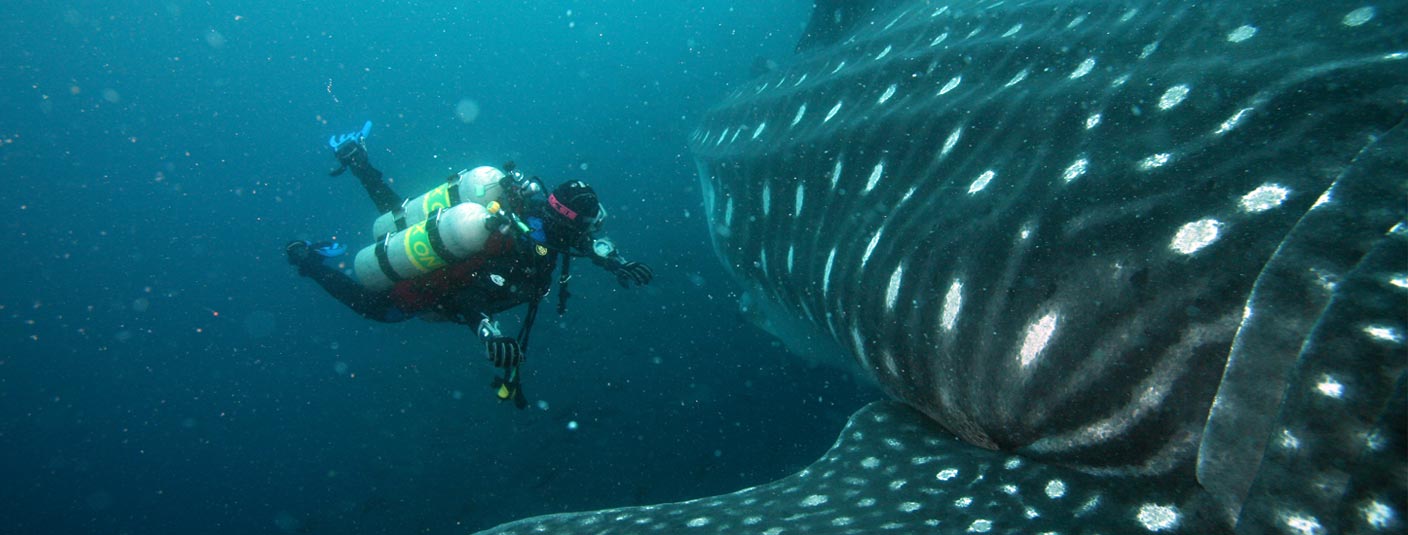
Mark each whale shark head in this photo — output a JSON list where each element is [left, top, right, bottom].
[[477, 0, 1407, 533]]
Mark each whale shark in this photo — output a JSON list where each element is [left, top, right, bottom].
[[476, 0, 1406, 533]]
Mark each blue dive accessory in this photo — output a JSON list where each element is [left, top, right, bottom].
[[312, 241, 347, 258]]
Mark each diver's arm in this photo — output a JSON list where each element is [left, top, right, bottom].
[[585, 235, 653, 288], [328, 122, 401, 213]]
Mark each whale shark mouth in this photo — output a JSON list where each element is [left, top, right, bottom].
[[476, 0, 1406, 533]]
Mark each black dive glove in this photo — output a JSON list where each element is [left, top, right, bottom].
[[612, 261, 653, 288], [329, 140, 373, 177], [486, 337, 524, 368], [478, 316, 524, 368]]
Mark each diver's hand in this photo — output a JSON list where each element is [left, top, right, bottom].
[[485, 337, 524, 368], [613, 261, 653, 288], [327, 121, 373, 176]]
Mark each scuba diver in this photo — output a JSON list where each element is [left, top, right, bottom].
[[286, 122, 654, 407]]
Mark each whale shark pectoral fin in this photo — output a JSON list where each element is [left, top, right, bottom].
[[1198, 119, 1408, 526]]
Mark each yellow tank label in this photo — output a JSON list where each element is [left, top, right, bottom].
[[402, 222, 445, 273], [421, 183, 454, 215]]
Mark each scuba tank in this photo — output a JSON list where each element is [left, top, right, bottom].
[[371, 166, 506, 238], [353, 202, 496, 291]]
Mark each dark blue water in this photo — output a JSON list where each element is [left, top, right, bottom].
[[0, 2, 881, 533]]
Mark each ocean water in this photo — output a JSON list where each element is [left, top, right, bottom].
[[0, 2, 882, 534]]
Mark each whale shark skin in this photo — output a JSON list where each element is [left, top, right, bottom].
[[475, 0, 1407, 533]]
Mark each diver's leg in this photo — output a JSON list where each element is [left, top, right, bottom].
[[287, 242, 406, 322]]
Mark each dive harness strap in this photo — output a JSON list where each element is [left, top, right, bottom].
[[391, 199, 408, 233], [424, 209, 460, 264], [373, 234, 403, 283], [557, 253, 573, 316]]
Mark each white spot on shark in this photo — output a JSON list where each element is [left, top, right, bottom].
[[1004, 68, 1030, 87], [1170, 219, 1222, 254], [1240, 184, 1290, 212], [1362, 500, 1395, 529], [793, 73, 809, 87], [1085, 113, 1102, 129], [823, 248, 837, 296], [1045, 479, 1067, 499], [801, 494, 829, 507], [941, 126, 963, 157], [831, 159, 844, 189], [787, 245, 795, 273], [1139, 42, 1159, 59], [941, 279, 963, 331], [1284, 514, 1323, 535], [791, 103, 807, 127], [878, 84, 897, 104], [1062, 158, 1089, 183], [1019, 311, 1060, 368], [886, 264, 904, 311], [865, 161, 885, 193], [1364, 325, 1404, 344], [1001, 24, 1022, 38], [930, 32, 949, 46], [939, 76, 962, 95], [875, 45, 893, 61], [761, 183, 771, 216], [1343, 7, 1375, 26], [1070, 58, 1096, 79], [794, 185, 805, 216], [1157, 85, 1190, 110], [862, 228, 884, 268], [1316, 375, 1344, 398], [1136, 504, 1180, 531], [1216, 108, 1253, 135], [1068, 14, 1087, 28], [825, 101, 843, 122], [752, 122, 767, 140], [1228, 25, 1258, 42], [967, 170, 995, 194], [1138, 153, 1172, 170], [832, 61, 847, 74], [937, 468, 959, 481]]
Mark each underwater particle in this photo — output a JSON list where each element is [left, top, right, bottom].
[[536, 400, 549, 410], [1170, 218, 1222, 254], [102, 88, 121, 103], [1136, 503, 1180, 531], [455, 98, 481, 123], [333, 361, 349, 375], [1227, 25, 1258, 42], [567, 420, 579, 431], [205, 29, 226, 48]]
